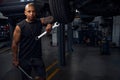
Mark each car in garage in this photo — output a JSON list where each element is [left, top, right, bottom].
[[49, 0, 120, 23], [0, 0, 50, 18], [0, 0, 120, 24]]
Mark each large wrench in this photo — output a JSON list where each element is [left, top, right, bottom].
[[18, 66, 33, 80], [35, 22, 60, 40]]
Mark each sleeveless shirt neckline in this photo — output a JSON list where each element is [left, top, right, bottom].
[[25, 19, 37, 24]]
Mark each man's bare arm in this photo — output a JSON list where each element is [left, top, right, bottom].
[[40, 16, 54, 24], [11, 26, 21, 66]]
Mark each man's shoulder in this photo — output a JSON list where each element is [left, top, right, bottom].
[[17, 19, 26, 25], [17, 19, 26, 29], [34, 19, 43, 26], [35, 18, 41, 23]]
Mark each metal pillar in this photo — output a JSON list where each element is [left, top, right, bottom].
[[67, 23, 73, 54], [57, 24, 66, 66]]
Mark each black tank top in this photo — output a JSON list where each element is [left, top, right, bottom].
[[17, 19, 42, 60]]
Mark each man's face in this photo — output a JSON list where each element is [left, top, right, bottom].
[[24, 6, 36, 21]]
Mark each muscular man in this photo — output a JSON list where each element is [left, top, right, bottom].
[[12, 3, 54, 80]]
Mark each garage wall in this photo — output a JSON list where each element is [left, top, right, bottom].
[[112, 16, 120, 46]]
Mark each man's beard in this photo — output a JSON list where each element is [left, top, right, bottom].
[[29, 17, 36, 21]]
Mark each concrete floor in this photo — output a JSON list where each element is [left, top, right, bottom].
[[0, 37, 120, 80], [53, 45, 120, 80]]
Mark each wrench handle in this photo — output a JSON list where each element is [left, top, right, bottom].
[[35, 31, 47, 40], [18, 66, 33, 80]]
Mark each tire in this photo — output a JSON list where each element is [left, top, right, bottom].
[[49, 0, 74, 24]]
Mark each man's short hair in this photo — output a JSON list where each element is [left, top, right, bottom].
[[25, 3, 36, 10]]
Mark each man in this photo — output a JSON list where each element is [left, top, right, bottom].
[[12, 3, 54, 80]]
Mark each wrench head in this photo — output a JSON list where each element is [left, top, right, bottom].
[[54, 22, 60, 26]]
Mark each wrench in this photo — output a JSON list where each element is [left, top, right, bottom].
[[18, 66, 33, 80], [35, 22, 60, 40]]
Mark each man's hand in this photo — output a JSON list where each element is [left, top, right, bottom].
[[13, 58, 19, 67], [45, 24, 52, 33]]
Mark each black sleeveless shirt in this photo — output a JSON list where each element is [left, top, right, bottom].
[[17, 19, 42, 60]]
